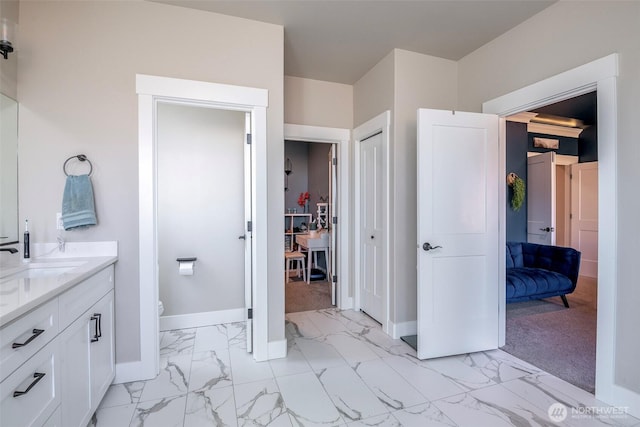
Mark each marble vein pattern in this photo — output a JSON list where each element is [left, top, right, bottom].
[[234, 379, 290, 426], [184, 386, 237, 427], [94, 309, 640, 427], [316, 365, 389, 421], [160, 328, 197, 356]]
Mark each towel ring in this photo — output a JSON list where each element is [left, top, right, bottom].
[[63, 154, 93, 176]]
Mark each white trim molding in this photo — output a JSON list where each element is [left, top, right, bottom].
[[483, 54, 623, 409], [390, 320, 417, 340], [136, 74, 270, 381], [268, 339, 288, 359], [159, 308, 245, 332], [115, 361, 146, 384]]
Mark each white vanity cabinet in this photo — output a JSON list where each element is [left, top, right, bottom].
[[0, 262, 115, 427], [59, 290, 114, 426], [59, 266, 115, 427]]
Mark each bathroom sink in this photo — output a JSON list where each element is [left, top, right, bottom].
[[0, 261, 87, 282]]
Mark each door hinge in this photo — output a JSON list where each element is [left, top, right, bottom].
[[332, 157, 337, 166], [570, 213, 573, 219], [570, 173, 573, 179], [248, 308, 253, 319], [332, 216, 338, 225], [246, 134, 252, 145], [247, 221, 252, 232], [332, 275, 337, 283]]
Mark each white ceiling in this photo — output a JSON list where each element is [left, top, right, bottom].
[[151, 0, 556, 85]]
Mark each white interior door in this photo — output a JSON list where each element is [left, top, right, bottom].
[[571, 161, 598, 278], [330, 144, 337, 305], [527, 151, 556, 245], [244, 113, 253, 352], [417, 109, 499, 359], [360, 132, 385, 323]]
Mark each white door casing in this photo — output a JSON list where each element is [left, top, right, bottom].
[[330, 144, 337, 305], [133, 74, 268, 383], [359, 131, 385, 323], [243, 112, 253, 352], [527, 151, 556, 245], [571, 162, 598, 278], [483, 54, 636, 413], [417, 109, 500, 359]]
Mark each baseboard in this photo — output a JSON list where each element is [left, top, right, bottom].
[[389, 319, 417, 340], [114, 360, 157, 384], [610, 384, 640, 419], [268, 338, 288, 359], [160, 308, 245, 331], [580, 260, 598, 278], [339, 296, 354, 310]]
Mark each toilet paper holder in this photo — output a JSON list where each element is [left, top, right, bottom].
[[177, 257, 197, 276]]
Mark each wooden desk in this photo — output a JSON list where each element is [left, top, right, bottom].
[[295, 232, 330, 284]]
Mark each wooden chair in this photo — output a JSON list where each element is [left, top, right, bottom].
[[285, 251, 307, 283]]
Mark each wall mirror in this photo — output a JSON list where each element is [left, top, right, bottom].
[[0, 92, 18, 246]]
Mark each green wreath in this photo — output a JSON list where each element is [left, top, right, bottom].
[[507, 172, 525, 212]]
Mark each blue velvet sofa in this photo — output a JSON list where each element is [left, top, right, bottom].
[[506, 241, 581, 307]]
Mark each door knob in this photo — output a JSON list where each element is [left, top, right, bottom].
[[423, 242, 442, 251], [539, 227, 555, 232], [238, 235, 246, 240]]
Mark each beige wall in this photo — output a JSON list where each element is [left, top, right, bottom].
[[17, 0, 284, 364], [353, 50, 395, 303], [353, 49, 457, 329], [0, 0, 18, 99], [284, 76, 353, 129], [392, 49, 457, 325], [458, 1, 640, 394], [354, 50, 395, 128]]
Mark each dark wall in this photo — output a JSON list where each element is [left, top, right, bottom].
[[527, 133, 578, 156], [506, 121, 528, 243], [579, 124, 598, 162]]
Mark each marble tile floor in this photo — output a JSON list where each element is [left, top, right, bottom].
[[91, 309, 640, 427]]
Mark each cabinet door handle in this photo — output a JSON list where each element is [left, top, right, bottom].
[[13, 372, 46, 397], [91, 313, 102, 342], [12, 329, 45, 349]]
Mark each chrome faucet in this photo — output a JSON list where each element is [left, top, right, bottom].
[[0, 247, 18, 254]]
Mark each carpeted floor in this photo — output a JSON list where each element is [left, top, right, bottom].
[[502, 276, 597, 393], [285, 277, 333, 313]]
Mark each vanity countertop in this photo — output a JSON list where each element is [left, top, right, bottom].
[[0, 255, 118, 327]]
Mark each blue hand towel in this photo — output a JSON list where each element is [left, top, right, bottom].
[[62, 174, 97, 230]]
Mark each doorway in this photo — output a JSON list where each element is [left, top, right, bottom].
[[136, 74, 269, 381], [504, 93, 599, 392], [284, 139, 336, 313], [283, 123, 351, 312], [156, 104, 248, 331], [483, 53, 618, 403]]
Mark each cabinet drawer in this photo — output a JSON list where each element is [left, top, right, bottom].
[[58, 266, 114, 330], [0, 339, 60, 427], [0, 299, 59, 382]]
